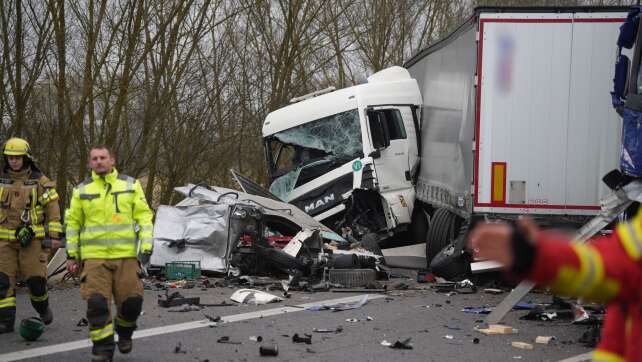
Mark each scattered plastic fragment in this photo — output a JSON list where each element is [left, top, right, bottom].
[[306, 295, 369, 312], [259, 345, 279, 356], [168, 304, 202, 312], [444, 335, 454, 340], [473, 338, 480, 344], [217, 336, 242, 345], [535, 336, 554, 344], [389, 338, 413, 350], [174, 342, 186, 354], [292, 333, 312, 344], [345, 318, 359, 323], [462, 307, 493, 314], [513, 302, 534, 310], [250, 336, 263, 342], [366, 316, 374, 321], [312, 326, 343, 333], [572, 304, 590, 324], [76, 317, 88, 327], [483, 288, 503, 294], [203, 313, 221, 323], [511, 341, 533, 350], [476, 324, 518, 335], [231, 289, 283, 305]]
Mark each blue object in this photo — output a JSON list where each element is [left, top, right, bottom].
[[621, 108, 642, 176], [461, 307, 493, 314], [513, 302, 535, 310], [618, 8, 641, 49], [612, 54, 630, 105]]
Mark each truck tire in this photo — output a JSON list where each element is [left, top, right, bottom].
[[425, 208, 461, 265], [360, 233, 383, 256]]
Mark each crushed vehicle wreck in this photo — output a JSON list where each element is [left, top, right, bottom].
[[150, 184, 383, 286]]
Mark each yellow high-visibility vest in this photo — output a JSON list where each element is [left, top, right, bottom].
[[65, 169, 153, 260]]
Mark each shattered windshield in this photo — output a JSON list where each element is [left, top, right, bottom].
[[266, 109, 363, 201]]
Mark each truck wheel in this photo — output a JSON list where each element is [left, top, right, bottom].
[[425, 208, 461, 265], [360, 233, 383, 256]]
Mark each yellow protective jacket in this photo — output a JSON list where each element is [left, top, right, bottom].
[[65, 169, 153, 260], [0, 168, 62, 241]]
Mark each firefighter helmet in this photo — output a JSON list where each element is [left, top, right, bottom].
[[19, 317, 45, 341], [3, 137, 32, 159]]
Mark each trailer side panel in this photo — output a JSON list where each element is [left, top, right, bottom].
[[474, 12, 625, 215]]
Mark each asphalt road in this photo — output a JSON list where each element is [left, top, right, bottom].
[[0, 273, 593, 362]]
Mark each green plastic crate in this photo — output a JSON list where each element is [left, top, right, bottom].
[[164, 261, 201, 280]]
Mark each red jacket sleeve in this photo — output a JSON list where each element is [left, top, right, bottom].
[[527, 230, 640, 304]]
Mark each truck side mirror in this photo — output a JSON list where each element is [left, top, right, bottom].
[[367, 109, 391, 151]]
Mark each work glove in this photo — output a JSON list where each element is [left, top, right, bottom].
[[138, 251, 152, 266], [15, 226, 35, 248]]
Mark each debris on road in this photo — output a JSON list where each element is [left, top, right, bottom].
[[174, 342, 186, 354], [305, 294, 369, 312], [535, 336, 555, 344], [249, 336, 263, 342], [217, 336, 242, 345], [381, 338, 413, 350], [511, 341, 534, 350], [476, 324, 518, 335], [292, 333, 312, 344], [462, 306, 493, 314], [76, 317, 88, 327], [203, 313, 221, 323], [168, 304, 202, 312], [158, 291, 200, 308], [312, 326, 343, 333], [483, 288, 504, 294], [259, 345, 279, 356], [231, 289, 283, 305]]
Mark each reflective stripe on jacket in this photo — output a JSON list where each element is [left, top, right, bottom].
[[525, 211, 642, 361], [0, 168, 62, 240], [65, 169, 153, 260]]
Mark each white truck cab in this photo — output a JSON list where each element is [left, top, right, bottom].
[[262, 67, 422, 238]]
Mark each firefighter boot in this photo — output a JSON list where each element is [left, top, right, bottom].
[[117, 337, 132, 354], [91, 338, 115, 362], [26, 277, 52, 325], [116, 296, 142, 354]]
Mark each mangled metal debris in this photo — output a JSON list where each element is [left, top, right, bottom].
[[150, 184, 384, 286]]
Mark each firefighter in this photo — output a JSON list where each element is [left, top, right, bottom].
[[469, 216, 642, 362], [0, 138, 62, 333], [65, 145, 153, 361]]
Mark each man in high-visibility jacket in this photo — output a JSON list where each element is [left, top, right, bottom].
[[469, 216, 642, 362], [65, 145, 153, 361], [0, 137, 62, 334]]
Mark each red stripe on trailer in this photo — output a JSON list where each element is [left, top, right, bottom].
[[475, 202, 600, 210], [473, 16, 624, 212]]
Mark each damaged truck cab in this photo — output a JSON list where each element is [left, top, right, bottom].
[[263, 67, 422, 248]]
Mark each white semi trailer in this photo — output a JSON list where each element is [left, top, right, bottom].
[[240, 7, 628, 264]]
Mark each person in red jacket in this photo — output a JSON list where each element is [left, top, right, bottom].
[[468, 216, 641, 362]]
